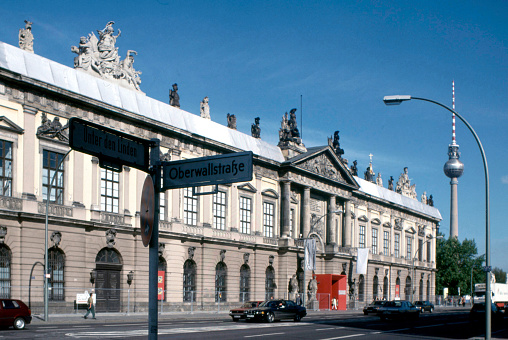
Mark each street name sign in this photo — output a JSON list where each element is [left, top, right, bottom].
[[69, 118, 150, 172], [162, 151, 253, 190]]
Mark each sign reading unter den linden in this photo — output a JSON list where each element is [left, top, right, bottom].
[[69, 118, 150, 172], [162, 152, 253, 190]]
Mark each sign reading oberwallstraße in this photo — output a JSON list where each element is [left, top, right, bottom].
[[69, 118, 150, 172], [162, 152, 253, 190]]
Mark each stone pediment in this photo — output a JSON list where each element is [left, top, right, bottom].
[[291, 147, 356, 187], [237, 183, 256, 193], [0, 116, 24, 134]]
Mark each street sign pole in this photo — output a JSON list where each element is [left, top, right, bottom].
[[148, 139, 160, 340]]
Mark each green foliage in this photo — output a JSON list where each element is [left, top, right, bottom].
[[435, 233, 484, 296], [493, 267, 507, 283]]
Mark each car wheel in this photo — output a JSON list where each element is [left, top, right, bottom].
[[13, 317, 25, 330], [267, 312, 275, 323], [294, 314, 301, 322]]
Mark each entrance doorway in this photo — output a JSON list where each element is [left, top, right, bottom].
[[95, 248, 123, 312]]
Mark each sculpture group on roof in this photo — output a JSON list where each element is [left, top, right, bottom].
[[19, 20, 34, 53], [396, 167, 417, 199], [278, 109, 302, 145], [71, 21, 142, 91]]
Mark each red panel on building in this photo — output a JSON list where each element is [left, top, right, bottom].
[[315, 274, 348, 310], [158, 271, 165, 301]]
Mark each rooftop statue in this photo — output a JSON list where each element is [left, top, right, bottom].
[[396, 167, 417, 199], [278, 108, 302, 145], [200, 96, 210, 119], [421, 191, 427, 204], [227, 113, 236, 130], [331, 130, 344, 158], [376, 173, 383, 187], [388, 176, 394, 190], [169, 83, 180, 108], [350, 160, 358, 176], [251, 117, 261, 138], [71, 21, 142, 91], [19, 20, 34, 53]]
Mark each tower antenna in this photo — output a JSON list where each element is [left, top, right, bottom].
[[300, 95, 303, 140]]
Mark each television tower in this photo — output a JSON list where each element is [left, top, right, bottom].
[[443, 81, 464, 239]]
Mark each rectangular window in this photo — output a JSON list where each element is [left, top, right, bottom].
[[100, 169, 119, 213], [418, 238, 423, 261], [239, 197, 251, 234], [372, 228, 378, 254], [160, 193, 165, 221], [406, 236, 413, 259], [213, 191, 226, 230], [359, 225, 366, 248], [183, 187, 198, 226], [43, 150, 64, 204], [394, 233, 400, 258], [427, 240, 431, 262], [0, 141, 13, 197], [263, 202, 274, 238], [383, 231, 390, 256]]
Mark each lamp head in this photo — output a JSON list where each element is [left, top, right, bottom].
[[383, 95, 412, 105]]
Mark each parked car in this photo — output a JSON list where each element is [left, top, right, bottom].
[[363, 300, 387, 315], [229, 301, 263, 321], [414, 300, 434, 313], [377, 300, 420, 320], [244, 299, 307, 323], [470, 302, 505, 323], [0, 299, 32, 330]]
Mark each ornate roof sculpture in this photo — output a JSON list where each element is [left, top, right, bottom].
[[71, 21, 142, 91], [19, 20, 34, 53], [395, 167, 417, 200]]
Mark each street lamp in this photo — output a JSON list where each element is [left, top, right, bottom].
[[411, 235, 443, 303], [384, 95, 491, 339]]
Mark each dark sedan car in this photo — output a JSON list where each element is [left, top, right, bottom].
[[0, 299, 32, 330], [244, 299, 307, 323], [377, 300, 420, 320], [414, 300, 434, 313], [229, 301, 263, 321], [470, 302, 505, 323], [363, 300, 387, 315]]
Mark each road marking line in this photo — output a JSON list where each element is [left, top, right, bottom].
[[245, 333, 284, 338], [447, 321, 469, 325], [387, 328, 410, 332], [320, 334, 365, 340], [415, 324, 444, 328]]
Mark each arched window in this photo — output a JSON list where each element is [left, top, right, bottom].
[[419, 279, 424, 301], [383, 276, 389, 300], [0, 246, 11, 298], [215, 262, 227, 302], [395, 277, 401, 298], [96, 248, 121, 264], [405, 276, 412, 301], [358, 275, 365, 302], [426, 278, 430, 300], [48, 248, 65, 301], [265, 266, 275, 300], [372, 275, 379, 301], [239, 264, 250, 302], [158, 256, 167, 301], [183, 260, 197, 302]]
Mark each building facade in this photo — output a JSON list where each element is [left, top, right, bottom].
[[0, 39, 441, 313]]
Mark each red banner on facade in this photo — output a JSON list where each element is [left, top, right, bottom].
[[158, 271, 165, 301], [395, 284, 400, 298]]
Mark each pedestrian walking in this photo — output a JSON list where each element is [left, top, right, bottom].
[[83, 291, 96, 319], [331, 297, 337, 310]]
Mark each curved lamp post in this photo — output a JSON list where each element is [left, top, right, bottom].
[[383, 95, 491, 339], [411, 235, 443, 303]]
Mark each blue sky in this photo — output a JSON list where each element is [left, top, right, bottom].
[[1, 1, 507, 271]]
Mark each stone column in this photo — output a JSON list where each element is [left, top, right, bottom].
[[301, 187, 310, 238], [281, 180, 291, 238], [22, 106, 38, 200], [344, 201, 352, 247], [327, 195, 336, 244]]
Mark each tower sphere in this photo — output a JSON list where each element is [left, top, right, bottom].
[[444, 158, 464, 178]]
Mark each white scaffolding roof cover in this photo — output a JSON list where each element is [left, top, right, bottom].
[[0, 41, 285, 163]]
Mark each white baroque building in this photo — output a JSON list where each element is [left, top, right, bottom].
[[0, 40, 441, 313]]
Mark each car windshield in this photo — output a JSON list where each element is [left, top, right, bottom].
[[385, 301, 402, 307], [260, 301, 278, 308], [242, 302, 257, 308]]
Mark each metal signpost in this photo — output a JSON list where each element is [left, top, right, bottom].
[[70, 121, 253, 339]]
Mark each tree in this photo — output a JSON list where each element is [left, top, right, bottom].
[[492, 267, 507, 283], [435, 233, 484, 296]]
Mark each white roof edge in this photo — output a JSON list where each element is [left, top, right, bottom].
[[0, 41, 285, 163]]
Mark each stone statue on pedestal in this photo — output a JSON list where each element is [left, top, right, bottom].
[[376, 173, 383, 187], [200, 97, 210, 119], [350, 160, 358, 176], [19, 20, 34, 53], [169, 83, 180, 108], [227, 113, 236, 130], [251, 117, 261, 138]]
